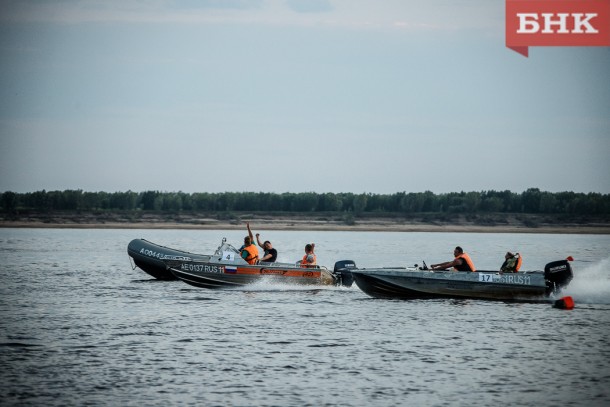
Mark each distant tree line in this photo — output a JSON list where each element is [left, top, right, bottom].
[[1, 188, 609, 215]]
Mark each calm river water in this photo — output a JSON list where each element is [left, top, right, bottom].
[[1, 228, 609, 406]]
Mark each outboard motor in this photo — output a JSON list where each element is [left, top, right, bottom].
[[544, 259, 573, 295], [333, 260, 357, 287]]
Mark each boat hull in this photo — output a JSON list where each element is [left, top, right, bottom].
[[128, 238, 356, 288], [168, 260, 337, 289], [352, 269, 550, 301], [127, 239, 206, 280]]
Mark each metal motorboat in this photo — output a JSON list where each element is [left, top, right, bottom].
[[128, 238, 356, 289], [352, 259, 573, 301]]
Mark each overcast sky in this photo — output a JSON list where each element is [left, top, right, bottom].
[[1, 0, 608, 194]]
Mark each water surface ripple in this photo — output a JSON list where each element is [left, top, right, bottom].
[[1, 229, 609, 406]]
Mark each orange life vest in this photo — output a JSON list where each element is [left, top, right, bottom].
[[301, 253, 317, 267], [515, 253, 523, 271], [455, 253, 476, 272], [242, 244, 259, 265]]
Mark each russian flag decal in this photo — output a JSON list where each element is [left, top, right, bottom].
[[225, 265, 237, 274]]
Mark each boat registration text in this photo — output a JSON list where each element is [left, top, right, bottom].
[[478, 273, 532, 285], [180, 263, 223, 273]]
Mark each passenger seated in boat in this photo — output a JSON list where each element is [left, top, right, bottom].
[[257, 236, 277, 263], [500, 252, 522, 274], [240, 236, 259, 265], [247, 222, 278, 262], [431, 246, 476, 272], [300, 243, 317, 268], [242, 222, 255, 251]]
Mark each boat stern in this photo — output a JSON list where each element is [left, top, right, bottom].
[[333, 260, 357, 287], [544, 259, 573, 295]]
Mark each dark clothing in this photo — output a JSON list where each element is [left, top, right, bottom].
[[454, 262, 471, 271], [454, 254, 474, 271], [263, 248, 277, 263], [501, 256, 518, 273]]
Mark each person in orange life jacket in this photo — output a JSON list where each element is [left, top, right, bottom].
[[240, 233, 259, 265], [241, 222, 254, 250], [240, 236, 259, 264], [239, 222, 257, 253], [301, 243, 316, 267], [431, 246, 476, 272]]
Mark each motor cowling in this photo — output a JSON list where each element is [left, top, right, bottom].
[[333, 260, 357, 287], [544, 259, 573, 295]]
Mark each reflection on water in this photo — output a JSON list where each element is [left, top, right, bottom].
[[0, 229, 609, 406]]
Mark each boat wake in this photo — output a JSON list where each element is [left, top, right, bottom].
[[230, 279, 349, 293], [563, 257, 610, 304]]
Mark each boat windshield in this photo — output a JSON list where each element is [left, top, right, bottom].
[[214, 238, 240, 256]]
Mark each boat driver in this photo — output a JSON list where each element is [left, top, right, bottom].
[[431, 246, 476, 272]]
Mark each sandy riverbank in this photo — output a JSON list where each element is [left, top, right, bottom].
[[1, 212, 609, 234], [2, 222, 609, 234]]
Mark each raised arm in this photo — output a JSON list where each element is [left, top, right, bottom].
[[255, 233, 264, 248], [246, 222, 254, 241]]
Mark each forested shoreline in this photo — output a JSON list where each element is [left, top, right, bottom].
[[1, 188, 609, 215], [1, 189, 609, 231]]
